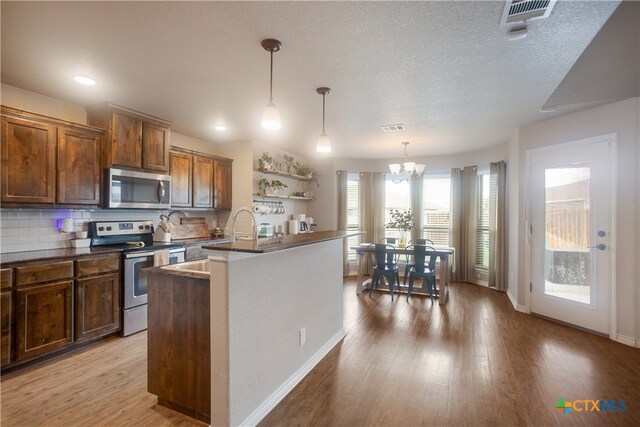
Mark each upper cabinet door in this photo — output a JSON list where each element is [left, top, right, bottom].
[[1, 116, 56, 204], [193, 156, 214, 208], [57, 128, 101, 205], [214, 160, 232, 209], [170, 151, 193, 207], [142, 122, 170, 173], [111, 112, 143, 169]]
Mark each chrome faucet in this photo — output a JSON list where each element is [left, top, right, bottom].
[[231, 207, 258, 242]]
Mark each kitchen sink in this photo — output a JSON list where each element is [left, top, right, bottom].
[[161, 259, 210, 277]]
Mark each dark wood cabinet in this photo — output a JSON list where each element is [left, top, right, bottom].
[[214, 159, 232, 209], [1, 290, 12, 367], [1, 268, 13, 367], [15, 280, 74, 363], [170, 151, 193, 207], [74, 254, 121, 342], [1, 254, 122, 371], [87, 104, 172, 173], [148, 270, 211, 423], [170, 148, 232, 210], [1, 106, 104, 207], [57, 127, 102, 205], [143, 122, 170, 172], [75, 273, 120, 342], [111, 111, 142, 169], [193, 156, 214, 208], [1, 114, 56, 204]]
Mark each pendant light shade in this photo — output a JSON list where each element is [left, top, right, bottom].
[[261, 102, 281, 130], [316, 87, 332, 153], [260, 39, 282, 130], [316, 133, 331, 153]]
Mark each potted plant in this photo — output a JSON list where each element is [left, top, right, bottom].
[[385, 209, 414, 247], [257, 178, 288, 195], [258, 152, 280, 171], [290, 163, 318, 187], [282, 154, 298, 173]]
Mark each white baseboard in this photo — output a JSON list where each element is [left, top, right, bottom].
[[506, 290, 528, 313], [616, 334, 640, 348], [239, 328, 346, 426]]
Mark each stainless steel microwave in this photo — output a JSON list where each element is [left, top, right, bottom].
[[105, 168, 171, 209]]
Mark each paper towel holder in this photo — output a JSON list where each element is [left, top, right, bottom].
[[58, 218, 74, 233]]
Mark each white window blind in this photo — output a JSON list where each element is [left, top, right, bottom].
[[476, 172, 490, 268], [384, 178, 411, 240], [422, 176, 451, 245], [346, 173, 360, 263]]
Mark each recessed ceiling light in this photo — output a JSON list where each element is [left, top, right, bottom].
[[73, 75, 96, 86], [213, 124, 227, 132]]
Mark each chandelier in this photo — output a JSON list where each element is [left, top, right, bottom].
[[388, 142, 425, 184]]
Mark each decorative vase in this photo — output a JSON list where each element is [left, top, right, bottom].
[[398, 231, 407, 248]]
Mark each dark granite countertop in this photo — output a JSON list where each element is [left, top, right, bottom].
[[169, 236, 231, 246], [0, 246, 123, 267], [202, 230, 362, 254]]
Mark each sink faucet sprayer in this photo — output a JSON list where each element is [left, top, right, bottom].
[[231, 207, 258, 242]]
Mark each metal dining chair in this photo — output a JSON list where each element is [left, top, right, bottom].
[[370, 243, 400, 301], [379, 238, 399, 270], [406, 245, 437, 302], [402, 239, 434, 285]]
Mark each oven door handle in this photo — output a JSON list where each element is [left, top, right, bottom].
[[125, 251, 155, 259]]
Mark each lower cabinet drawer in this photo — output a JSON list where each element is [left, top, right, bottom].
[[16, 261, 74, 287], [15, 280, 74, 362]]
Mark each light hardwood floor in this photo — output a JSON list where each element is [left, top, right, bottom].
[[1, 279, 639, 426]]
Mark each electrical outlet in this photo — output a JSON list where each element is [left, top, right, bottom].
[[299, 328, 306, 346]]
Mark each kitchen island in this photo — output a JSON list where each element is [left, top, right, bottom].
[[148, 231, 358, 426]]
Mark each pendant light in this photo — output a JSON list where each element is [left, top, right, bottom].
[[316, 87, 332, 153], [260, 39, 282, 130], [388, 142, 425, 183]]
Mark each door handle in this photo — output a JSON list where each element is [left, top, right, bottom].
[[589, 243, 606, 251], [157, 181, 166, 202]]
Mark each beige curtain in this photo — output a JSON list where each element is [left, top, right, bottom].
[[359, 172, 386, 274], [450, 166, 477, 283], [336, 170, 349, 277], [410, 175, 424, 242], [489, 161, 507, 291]]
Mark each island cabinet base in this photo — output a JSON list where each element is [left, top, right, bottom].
[[147, 270, 210, 424]]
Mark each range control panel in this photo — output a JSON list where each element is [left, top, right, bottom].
[[88, 220, 154, 237]]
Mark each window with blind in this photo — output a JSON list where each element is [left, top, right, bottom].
[[384, 178, 411, 240], [476, 172, 490, 269], [346, 173, 360, 264], [422, 175, 451, 245]]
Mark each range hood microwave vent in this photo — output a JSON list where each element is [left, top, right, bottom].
[[500, 0, 557, 26]]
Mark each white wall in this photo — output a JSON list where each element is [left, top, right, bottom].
[[209, 239, 344, 425], [507, 130, 521, 308], [252, 142, 311, 233], [515, 97, 640, 342]]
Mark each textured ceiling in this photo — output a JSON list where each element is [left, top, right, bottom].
[[0, 1, 624, 159]]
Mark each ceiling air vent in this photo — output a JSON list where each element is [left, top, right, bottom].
[[500, 0, 557, 26], [380, 124, 405, 133]]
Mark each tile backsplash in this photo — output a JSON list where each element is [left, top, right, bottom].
[[0, 209, 217, 253]]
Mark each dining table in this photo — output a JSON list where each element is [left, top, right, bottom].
[[350, 243, 455, 304]]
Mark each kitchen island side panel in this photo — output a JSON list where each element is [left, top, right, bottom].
[[209, 238, 344, 426]]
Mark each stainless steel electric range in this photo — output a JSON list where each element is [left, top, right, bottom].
[[88, 220, 185, 336]]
